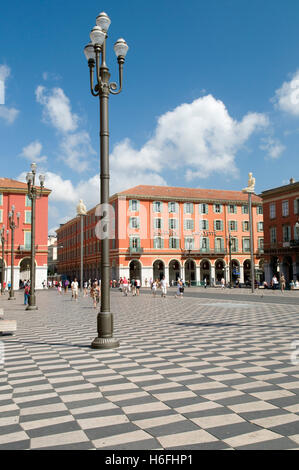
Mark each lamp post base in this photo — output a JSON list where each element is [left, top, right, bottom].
[[26, 305, 38, 311], [91, 312, 120, 349], [8, 297, 16, 300]]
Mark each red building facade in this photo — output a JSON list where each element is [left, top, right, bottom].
[[57, 185, 264, 286], [0, 178, 51, 289], [261, 179, 299, 284]]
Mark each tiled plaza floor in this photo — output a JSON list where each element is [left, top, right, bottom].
[[0, 288, 299, 450]]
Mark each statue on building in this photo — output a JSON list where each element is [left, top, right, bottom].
[[242, 172, 255, 193], [76, 199, 87, 216]]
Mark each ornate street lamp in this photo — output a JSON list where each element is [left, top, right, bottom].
[[1, 226, 9, 294], [8, 206, 20, 300], [25, 162, 45, 310], [84, 12, 128, 349]]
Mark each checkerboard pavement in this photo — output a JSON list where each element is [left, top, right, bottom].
[[0, 288, 299, 450]]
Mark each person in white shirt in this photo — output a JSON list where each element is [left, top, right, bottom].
[[160, 276, 167, 298], [71, 278, 79, 301], [136, 278, 141, 296]]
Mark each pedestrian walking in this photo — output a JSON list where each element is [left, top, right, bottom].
[[90, 281, 100, 309], [161, 276, 167, 298], [204, 277, 207, 288], [83, 281, 88, 297], [136, 278, 141, 295], [24, 283, 30, 305], [152, 279, 158, 296], [221, 277, 225, 289], [122, 277, 128, 296], [144, 278, 148, 288], [71, 278, 79, 301], [280, 274, 286, 293], [131, 279, 136, 296], [57, 281, 62, 294]]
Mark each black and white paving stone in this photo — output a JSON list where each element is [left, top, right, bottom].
[[0, 288, 298, 450]]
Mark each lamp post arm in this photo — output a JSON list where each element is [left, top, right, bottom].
[[89, 60, 99, 97], [109, 58, 124, 95]]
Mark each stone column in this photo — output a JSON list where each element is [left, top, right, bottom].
[[211, 264, 215, 287], [164, 266, 169, 287], [239, 265, 244, 283], [196, 265, 201, 286]]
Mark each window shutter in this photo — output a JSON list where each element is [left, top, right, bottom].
[[221, 220, 224, 231], [137, 217, 140, 228], [220, 238, 224, 251], [129, 200, 132, 211], [234, 205, 237, 214], [183, 219, 187, 230], [168, 202, 171, 213], [161, 238, 164, 249], [294, 199, 298, 215]]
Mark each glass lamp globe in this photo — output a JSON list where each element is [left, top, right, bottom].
[[90, 26, 106, 46], [114, 38, 129, 58], [84, 43, 96, 61], [96, 12, 111, 32]]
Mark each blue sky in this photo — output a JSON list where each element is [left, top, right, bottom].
[[1, 0, 299, 233]]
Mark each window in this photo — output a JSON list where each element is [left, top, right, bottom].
[[228, 220, 237, 231], [130, 200, 139, 212], [257, 205, 263, 215], [199, 203, 208, 214], [24, 231, 31, 250], [213, 204, 222, 213], [200, 237, 209, 251], [258, 238, 264, 251], [242, 205, 249, 214], [185, 237, 194, 249], [130, 217, 139, 229], [169, 218, 177, 230], [168, 201, 178, 213], [282, 200, 289, 217], [269, 203, 276, 219], [200, 220, 209, 230], [184, 219, 194, 230], [231, 237, 238, 252], [130, 237, 140, 249], [228, 204, 237, 214], [242, 238, 250, 252], [154, 237, 164, 249], [25, 210, 31, 224], [25, 195, 31, 207], [257, 221, 263, 232], [153, 201, 162, 212], [169, 237, 179, 249], [294, 198, 299, 215], [154, 218, 163, 230], [215, 237, 224, 252], [243, 221, 249, 232], [294, 224, 299, 240], [214, 220, 223, 231], [283, 225, 291, 242], [270, 227, 276, 244], [184, 202, 193, 214]]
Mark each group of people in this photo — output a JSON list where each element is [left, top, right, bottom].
[[118, 277, 141, 296]]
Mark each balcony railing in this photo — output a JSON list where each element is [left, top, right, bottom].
[[128, 247, 144, 256]]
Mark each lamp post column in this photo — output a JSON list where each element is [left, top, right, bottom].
[[27, 190, 37, 310], [92, 45, 119, 349], [1, 228, 8, 295]]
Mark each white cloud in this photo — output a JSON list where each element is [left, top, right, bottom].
[[20, 140, 47, 163], [35, 86, 78, 133], [59, 131, 96, 172], [0, 64, 19, 124], [0, 106, 19, 124], [35, 85, 95, 172], [260, 136, 285, 159], [273, 70, 299, 116], [110, 95, 269, 185], [0, 65, 10, 82]]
